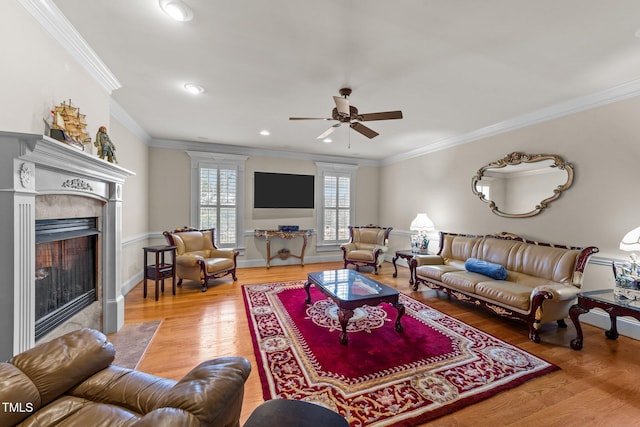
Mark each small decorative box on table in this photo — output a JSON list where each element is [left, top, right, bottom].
[[143, 245, 176, 301]]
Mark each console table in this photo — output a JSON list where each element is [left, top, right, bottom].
[[569, 289, 640, 350], [254, 229, 312, 268]]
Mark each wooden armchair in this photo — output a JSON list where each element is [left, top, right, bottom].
[[341, 225, 393, 274], [163, 227, 239, 292]]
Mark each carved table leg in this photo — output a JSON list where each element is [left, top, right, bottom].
[[569, 303, 589, 350], [394, 302, 405, 333], [392, 254, 399, 278], [304, 281, 313, 305], [605, 310, 619, 340], [337, 308, 354, 345], [265, 238, 271, 269]]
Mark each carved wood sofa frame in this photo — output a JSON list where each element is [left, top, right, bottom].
[[411, 232, 598, 343]]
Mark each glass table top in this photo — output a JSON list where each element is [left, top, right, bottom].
[[307, 269, 397, 301], [581, 289, 640, 311]]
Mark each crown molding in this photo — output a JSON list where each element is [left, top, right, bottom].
[[150, 137, 381, 167], [110, 98, 151, 143], [19, 0, 121, 93], [383, 78, 640, 166]]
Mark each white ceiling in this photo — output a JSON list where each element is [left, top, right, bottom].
[[53, 0, 640, 161]]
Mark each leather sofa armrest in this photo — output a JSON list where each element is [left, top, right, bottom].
[[176, 253, 204, 267], [157, 357, 252, 427], [373, 245, 388, 253], [69, 365, 176, 414], [414, 255, 444, 266], [532, 283, 580, 301], [210, 248, 237, 259], [341, 243, 356, 252]]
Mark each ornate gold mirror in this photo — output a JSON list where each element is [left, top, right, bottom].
[[471, 152, 573, 218]]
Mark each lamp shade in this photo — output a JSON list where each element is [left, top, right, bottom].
[[410, 213, 435, 232], [620, 226, 640, 252]]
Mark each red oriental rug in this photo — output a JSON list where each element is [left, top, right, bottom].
[[242, 280, 558, 427]]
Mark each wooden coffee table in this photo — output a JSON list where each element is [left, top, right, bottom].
[[304, 269, 405, 344]]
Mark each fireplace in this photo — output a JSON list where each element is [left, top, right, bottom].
[[0, 132, 134, 362], [35, 217, 99, 340]]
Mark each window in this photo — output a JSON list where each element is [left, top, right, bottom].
[[188, 152, 247, 248], [316, 162, 357, 248]]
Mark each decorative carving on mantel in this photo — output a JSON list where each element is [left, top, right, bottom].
[[19, 163, 33, 188], [62, 178, 93, 192]]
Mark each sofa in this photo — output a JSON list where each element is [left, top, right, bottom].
[[0, 328, 252, 427], [411, 232, 598, 343]]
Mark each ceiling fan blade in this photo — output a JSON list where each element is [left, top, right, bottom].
[[317, 123, 340, 139], [289, 117, 333, 120], [350, 122, 379, 139], [358, 110, 403, 121], [333, 96, 350, 117]]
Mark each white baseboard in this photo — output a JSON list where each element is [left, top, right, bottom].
[[121, 271, 143, 296], [580, 311, 640, 341]]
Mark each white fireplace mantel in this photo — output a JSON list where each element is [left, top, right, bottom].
[[0, 132, 135, 361]]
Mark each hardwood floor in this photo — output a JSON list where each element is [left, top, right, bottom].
[[123, 262, 640, 426]]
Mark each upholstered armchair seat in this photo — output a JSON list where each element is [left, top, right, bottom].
[[341, 225, 392, 274], [164, 228, 239, 292]]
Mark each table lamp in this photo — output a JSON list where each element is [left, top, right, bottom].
[[410, 213, 434, 253], [613, 226, 640, 303], [619, 226, 640, 278]]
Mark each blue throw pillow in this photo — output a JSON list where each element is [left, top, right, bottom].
[[464, 258, 507, 280]]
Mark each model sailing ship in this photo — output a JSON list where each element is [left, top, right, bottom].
[[50, 99, 92, 149]]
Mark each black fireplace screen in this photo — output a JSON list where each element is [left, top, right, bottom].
[[35, 218, 99, 340]]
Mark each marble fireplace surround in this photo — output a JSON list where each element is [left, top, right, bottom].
[[0, 132, 134, 361]]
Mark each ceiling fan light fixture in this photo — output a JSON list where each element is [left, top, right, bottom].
[[183, 83, 205, 95], [260, 130, 270, 136], [159, 0, 193, 22]]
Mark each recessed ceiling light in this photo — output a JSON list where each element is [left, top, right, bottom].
[[183, 83, 205, 95], [322, 138, 332, 144], [159, 0, 193, 22], [260, 130, 270, 136]]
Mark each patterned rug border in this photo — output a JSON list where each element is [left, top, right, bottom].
[[243, 280, 559, 427]]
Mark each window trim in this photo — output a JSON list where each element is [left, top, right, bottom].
[[315, 162, 358, 250], [187, 151, 248, 249]]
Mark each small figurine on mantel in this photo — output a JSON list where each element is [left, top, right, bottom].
[[94, 126, 117, 163]]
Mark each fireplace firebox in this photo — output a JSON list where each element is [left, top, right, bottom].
[[35, 217, 99, 340]]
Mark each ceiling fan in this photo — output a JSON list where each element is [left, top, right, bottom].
[[289, 88, 403, 140]]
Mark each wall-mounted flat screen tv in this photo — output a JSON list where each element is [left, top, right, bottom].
[[254, 172, 315, 208]]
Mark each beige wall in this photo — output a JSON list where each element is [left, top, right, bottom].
[[147, 147, 381, 264], [0, 1, 109, 136], [109, 120, 150, 292], [380, 96, 640, 292], [148, 147, 191, 233]]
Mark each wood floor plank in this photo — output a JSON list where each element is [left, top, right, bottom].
[[120, 262, 640, 426]]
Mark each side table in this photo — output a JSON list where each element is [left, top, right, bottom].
[[569, 289, 640, 350], [392, 250, 418, 285], [143, 245, 176, 301]]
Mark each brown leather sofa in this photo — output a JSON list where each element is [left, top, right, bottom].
[[412, 232, 598, 343], [0, 328, 251, 427]]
